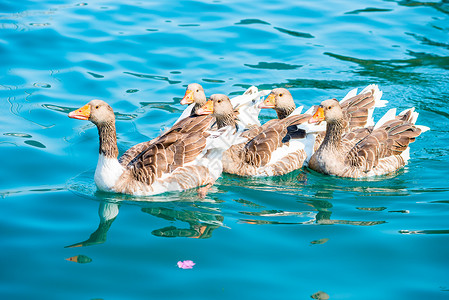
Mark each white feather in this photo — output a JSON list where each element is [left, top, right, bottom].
[[340, 87, 358, 104], [297, 120, 326, 134], [205, 126, 246, 151], [99, 202, 120, 222], [302, 133, 318, 164], [232, 88, 271, 128], [398, 107, 419, 124], [416, 125, 430, 132], [173, 103, 194, 125], [362, 84, 385, 127], [374, 108, 397, 130], [289, 105, 304, 116], [94, 154, 124, 192], [400, 147, 410, 164], [266, 140, 306, 166]]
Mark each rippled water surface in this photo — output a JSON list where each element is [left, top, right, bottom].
[[1, 0, 449, 299]]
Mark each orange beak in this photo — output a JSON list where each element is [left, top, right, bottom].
[[68, 104, 91, 120], [258, 93, 276, 109], [66, 256, 79, 263], [309, 106, 325, 123], [180, 89, 194, 105], [196, 100, 214, 115]]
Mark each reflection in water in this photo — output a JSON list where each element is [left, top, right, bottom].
[[65, 254, 93, 264], [240, 199, 386, 227], [391, 0, 449, 15], [233, 78, 367, 92], [224, 170, 398, 227], [311, 291, 330, 300], [67, 171, 229, 244], [42, 104, 73, 114], [143, 206, 225, 239], [244, 62, 302, 70], [123, 71, 181, 85], [202, 78, 226, 83], [310, 238, 329, 245], [221, 168, 411, 199], [3, 132, 32, 138], [235, 19, 271, 26], [357, 207, 387, 211], [345, 7, 393, 14], [324, 51, 449, 82], [65, 202, 119, 248], [65, 198, 226, 247], [274, 27, 314, 39], [0, 186, 65, 199], [24, 140, 46, 148], [33, 82, 51, 88], [86, 71, 104, 79], [139, 101, 184, 114], [405, 32, 449, 50], [399, 229, 449, 235]]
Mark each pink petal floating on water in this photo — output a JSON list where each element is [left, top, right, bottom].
[[177, 260, 195, 269]]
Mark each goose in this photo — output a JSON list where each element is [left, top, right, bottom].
[[258, 87, 299, 119], [307, 99, 429, 178], [272, 84, 387, 155], [178, 83, 270, 128], [176, 83, 207, 122], [197, 93, 313, 176], [218, 85, 387, 176], [68, 99, 238, 196]]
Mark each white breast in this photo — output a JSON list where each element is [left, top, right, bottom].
[[94, 154, 124, 192]]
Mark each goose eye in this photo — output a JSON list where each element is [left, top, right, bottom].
[[196, 90, 199, 92], [328, 106, 332, 110], [96, 105, 99, 109], [279, 93, 283, 97], [217, 100, 222, 103]]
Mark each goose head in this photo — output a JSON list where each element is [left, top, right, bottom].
[[259, 88, 295, 119], [196, 94, 235, 128], [309, 99, 344, 124], [68, 99, 115, 126], [180, 83, 207, 106]]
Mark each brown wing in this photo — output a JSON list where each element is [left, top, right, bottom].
[[126, 130, 208, 186], [345, 113, 422, 172], [118, 114, 213, 185], [119, 114, 213, 166], [340, 87, 377, 128], [243, 114, 311, 167], [167, 114, 213, 135]]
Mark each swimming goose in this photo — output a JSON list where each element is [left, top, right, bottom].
[[178, 83, 270, 128], [307, 99, 429, 178], [258, 88, 298, 119], [197, 94, 313, 176], [179, 83, 207, 117], [216, 84, 388, 176], [68, 99, 237, 196]]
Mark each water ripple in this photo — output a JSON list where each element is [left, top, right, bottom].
[[274, 26, 314, 38]]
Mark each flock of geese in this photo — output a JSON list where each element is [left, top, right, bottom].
[[68, 84, 429, 196]]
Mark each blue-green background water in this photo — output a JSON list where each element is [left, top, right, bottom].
[[1, 0, 448, 299]]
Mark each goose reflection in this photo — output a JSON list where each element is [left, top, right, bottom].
[[65, 196, 226, 248], [65, 201, 119, 248], [239, 197, 386, 226], [143, 206, 225, 239], [233, 171, 396, 227]]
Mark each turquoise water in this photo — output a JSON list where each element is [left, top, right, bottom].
[[1, 0, 449, 299]]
